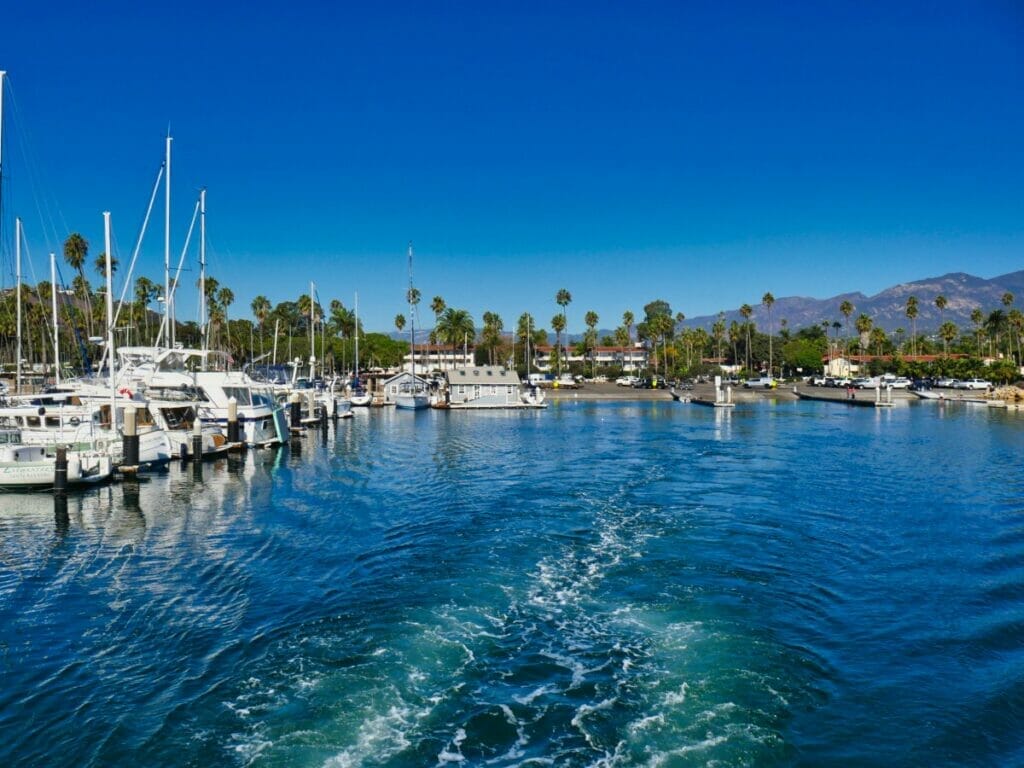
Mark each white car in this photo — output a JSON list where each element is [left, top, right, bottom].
[[743, 376, 777, 389], [956, 378, 991, 390], [616, 376, 639, 387], [887, 377, 912, 389]]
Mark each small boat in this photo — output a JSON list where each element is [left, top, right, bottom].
[[0, 428, 112, 490]]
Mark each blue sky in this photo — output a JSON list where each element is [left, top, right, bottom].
[[1, 1, 1021, 334]]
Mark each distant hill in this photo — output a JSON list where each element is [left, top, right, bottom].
[[683, 269, 1024, 333]]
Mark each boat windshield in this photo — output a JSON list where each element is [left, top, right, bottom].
[[222, 387, 253, 406]]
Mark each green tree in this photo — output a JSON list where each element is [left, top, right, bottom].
[[436, 307, 476, 366], [251, 294, 271, 354], [739, 304, 753, 372], [584, 310, 599, 375], [971, 307, 984, 356], [855, 313, 873, 357], [63, 232, 94, 335], [394, 314, 406, 334], [762, 292, 775, 376], [839, 299, 854, 355], [905, 296, 919, 356], [622, 310, 634, 348], [551, 313, 566, 374], [938, 321, 958, 356]]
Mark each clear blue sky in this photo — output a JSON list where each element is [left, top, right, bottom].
[[2, 1, 1021, 334]]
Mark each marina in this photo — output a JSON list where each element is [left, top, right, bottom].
[[1, 400, 1021, 765]]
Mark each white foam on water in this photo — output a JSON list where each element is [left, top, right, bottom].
[[571, 697, 618, 749], [322, 702, 422, 768], [436, 727, 467, 764], [513, 684, 556, 705], [661, 682, 689, 706]]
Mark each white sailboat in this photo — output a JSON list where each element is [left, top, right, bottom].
[[395, 243, 430, 410], [350, 292, 372, 406]]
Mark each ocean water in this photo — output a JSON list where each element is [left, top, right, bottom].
[[0, 400, 1022, 767]]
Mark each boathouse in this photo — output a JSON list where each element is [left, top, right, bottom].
[[445, 366, 522, 407], [381, 371, 431, 405]]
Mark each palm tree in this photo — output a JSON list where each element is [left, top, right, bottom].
[[480, 311, 503, 365], [394, 314, 406, 334], [135, 276, 157, 344], [762, 292, 775, 376], [905, 296, 919, 356], [971, 307, 984, 356], [1009, 308, 1024, 365], [938, 321, 958, 356], [870, 326, 888, 356], [739, 304, 753, 372], [436, 307, 476, 366], [551, 313, 566, 374], [556, 289, 572, 354], [935, 294, 947, 323], [63, 233, 93, 335], [622, 310, 634, 349], [712, 313, 726, 361], [839, 300, 854, 356], [94, 252, 119, 279], [855, 313, 873, 360], [584, 310, 599, 375], [1002, 292, 1014, 310], [251, 294, 271, 354]]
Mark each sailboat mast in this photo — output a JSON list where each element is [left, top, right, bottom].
[[51, 252, 60, 385], [104, 211, 117, 427], [309, 280, 315, 377], [164, 133, 172, 348], [408, 242, 415, 378], [15, 217, 21, 394], [199, 187, 207, 369], [0, 71, 5, 252], [354, 292, 359, 377]]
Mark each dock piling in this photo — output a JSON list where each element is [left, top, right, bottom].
[[123, 405, 140, 468], [54, 446, 68, 493]]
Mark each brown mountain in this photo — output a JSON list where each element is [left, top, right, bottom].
[[685, 270, 1024, 333]]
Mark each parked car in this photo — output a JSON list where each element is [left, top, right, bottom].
[[616, 375, 639, 387], [934, 377, 957, 388], [909, 378, 933, 391], [956, 378, 991, 390], [852, 376, 880, 389], [811, 375, 827, 386], [743, 376, 777, 389], [888, 377, 912, 389]]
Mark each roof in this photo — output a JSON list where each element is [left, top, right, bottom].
[[445, 366, 521, 386], [382, 371, 430, 385]]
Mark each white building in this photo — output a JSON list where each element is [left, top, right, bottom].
[[534, 345, 648, 372], [404, 344, 474, 372]]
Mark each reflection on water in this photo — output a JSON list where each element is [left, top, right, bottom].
[[0, 402, 1022, 766]]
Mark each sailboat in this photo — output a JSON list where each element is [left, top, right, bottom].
[[349, 292, 372, 406], [395, 243, 430, 410]]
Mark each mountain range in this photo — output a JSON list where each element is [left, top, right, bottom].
[[682, 269, 1024, 334]]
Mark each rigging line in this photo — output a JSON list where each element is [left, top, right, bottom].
[[153, 196, 200, 347], [111, 161, 163, 330], [17, 225, 56, 351], [5, 79, 66, 254]]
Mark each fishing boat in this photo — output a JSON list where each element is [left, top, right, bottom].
[[0, 428, 112, 490], [395, 243, 430, 410]]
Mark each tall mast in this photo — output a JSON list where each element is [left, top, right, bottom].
[[104, 211, 117, 427], [15, 217, 21, 394], [309, 280, 315, 377], [51, 252, 60, 385], [354, 292, 359, 377], [164, 132, 172, 348], [0, 71, 6, 252], [408, 242, 415, 378], [199, 187, 207, 369]]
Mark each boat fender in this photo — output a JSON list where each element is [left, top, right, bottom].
[[69, 416, 80, 426], [38, 406, 46, 416]]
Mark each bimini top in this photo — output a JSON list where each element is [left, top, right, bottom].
[[116, 346, 231, 372]]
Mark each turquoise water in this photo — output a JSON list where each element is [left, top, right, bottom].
[[1, 400, 1022, 766]]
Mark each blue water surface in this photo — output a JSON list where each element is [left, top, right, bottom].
[[0, 400, 1022, 767]]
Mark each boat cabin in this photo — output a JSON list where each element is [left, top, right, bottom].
[[445, 366, 524, 407]]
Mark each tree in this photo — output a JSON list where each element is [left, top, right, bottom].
[[251, 294, 271, 354], [622, 310, 634, 348], [712, 313, 726, 361], [63, 233, 94, 335], [971, 307, 984, 356], [551, 313, 566, 374], [869, 326, 888, 356], [855, 313, 873, 357], [839, 300, 854, 355], [935, 294, 947, 324], [436, 307, 475, 366], [905, 296, 919, 356], [739, 304, 753, 372], [584, 310, 599, 375], [938, 321, 958, 356], [480, 311, 504, 365], [135, 276, 158, 344], [394, 314, 406, 334], [762, 292, 775, 376]]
